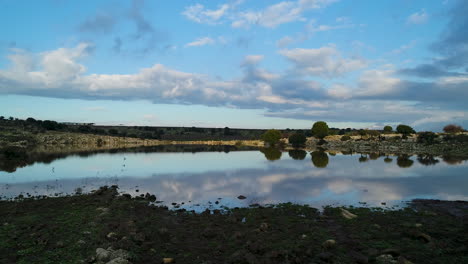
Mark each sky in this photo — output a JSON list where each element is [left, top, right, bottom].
[[0, 0, 467, 131]]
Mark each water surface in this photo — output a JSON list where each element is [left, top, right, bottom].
[[1, 147, 467, 210]]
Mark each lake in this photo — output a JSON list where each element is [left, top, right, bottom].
[[1, 146, 467, 210]]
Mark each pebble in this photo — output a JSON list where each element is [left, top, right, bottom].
[[237, 195, 247, 200], [162, 258, 175, 263], [322, 239, 336, 249]]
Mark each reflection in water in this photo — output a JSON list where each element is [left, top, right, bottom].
[[358, 154, 368, 163], [384, 156, 393, 163], [1, 149, 467, 209], [311, 151, 329, 168], [260, 148, 282, 161], [417, 155, 439, 166], [288, 150, 307, 160], [397, 155, 414, 168], [442, 155, 464, 165]]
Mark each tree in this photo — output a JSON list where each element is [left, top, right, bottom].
[[443, 124, 463, 133], [261, 129, 282, 146], [417, 132, 437, 144], [396, 124, 415, 135], [383, 125, 392, 133], [288, 133, 307, 148], [311, 121, 329, 139]]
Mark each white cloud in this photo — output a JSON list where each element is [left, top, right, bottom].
[[243, 55, 264, 65], [407, 9, 429, 25], [185, 37, 215, 47], [183, 0, 337, 28], [182, 3, 230, 24], [279, 45, 367, 78]]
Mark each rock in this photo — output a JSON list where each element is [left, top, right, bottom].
[[416, 232, 431, 243], [107, 232, 118, 240], [162, 257, 175, 263], [301, 234, 307, 239], [340, 208, 357, 219], [376, 254, 397, 264], [110, 249, 129, 260], [237, 195, 247, 200], [259, 222, 269, 232], [414, 223, 422, 228], [322, 239, 336, 249], [96, 248, 111, 262], [373, 224, 381, 229], [106, 257, 129, 264], [55, 241, 64, 248]]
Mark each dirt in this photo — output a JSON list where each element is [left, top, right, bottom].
[[1, 186, 467, 264]]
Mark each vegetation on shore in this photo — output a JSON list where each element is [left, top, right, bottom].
[[1, 186, 467, 264]]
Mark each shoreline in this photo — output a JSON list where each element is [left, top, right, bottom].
[[1, 187, 467, 264]]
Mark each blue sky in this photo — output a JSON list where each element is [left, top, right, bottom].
[[0, 0, 467, 131]]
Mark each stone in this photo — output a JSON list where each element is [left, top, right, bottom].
[[322, 239, 336, 249], [259, 222, 269, 232], [96, 248, 111, 262], [107, 232, 118, 240], [397, 256, 414, 264], [237, 195, 247, 200], [416, 232, 431, 243], [414, 223, 422, 228], [106, 257, 129, 264], [340, 208, 357, 219], [376, 254, 397, 264], [110, 249, 129, 260], [162, 258, 175, 263]]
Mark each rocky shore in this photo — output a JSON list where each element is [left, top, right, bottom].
[[0, 186, 467, 264]]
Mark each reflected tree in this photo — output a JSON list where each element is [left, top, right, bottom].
[[288, 150, 307, 160], [442, 155, 464, 165], [358, 154, 368, 163], [369, 153, 380, 160], [397, 155, 414, 168], [417, 155, 439, 166], [260, 148, 282, 161], [311, 151, 329, 168], [384, 155, 393, 163]]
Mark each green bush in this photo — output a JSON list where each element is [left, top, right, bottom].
[[311, 121, 329, 139], [396, 124, 415, 135], [311, 151, 329, 168], [261, 129, 282, 146], [383, 125, 392, 133], [288, 133, 307, 148], [417, 132, 437, 144]]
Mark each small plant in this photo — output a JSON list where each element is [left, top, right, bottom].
[[340, 135, 351, 141]]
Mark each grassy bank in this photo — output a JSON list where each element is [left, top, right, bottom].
[[1, 187, 467, 264]]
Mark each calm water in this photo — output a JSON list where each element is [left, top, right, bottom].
[[1, 147, 467, 210]]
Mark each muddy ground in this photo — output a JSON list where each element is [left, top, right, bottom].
[[0, 186, 467, 264]]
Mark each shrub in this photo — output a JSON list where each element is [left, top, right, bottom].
[[288, 133, 307, 148], [417, 132, 437, 144], [261, 129, 282, 146], [443, 124, 464, 133], [311, 121, 329, 139], [396, 124, 415, 135], [340, 135, 351, 141], [383, 125, 392, 133]]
